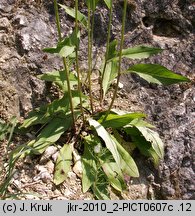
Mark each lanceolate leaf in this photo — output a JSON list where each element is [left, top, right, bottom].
[[54, 144, 72, 185], [98, 113, 146, 128], [38, 70, 77, 83], [59, 4, 87, 28], [31, 116, 72, 154], [92, 177, 110, 200], [82, 135, 98, 193], [131, 132, 160, 166], [38, 70, 78, 91], [124, 127, 161, 166], [20, 91, 85, 130], [102, 60, 118, 97], [127, 64, 190, 85], [128, 118, 155, 128], [102, 162, 126, 191], [112, 135, 139, 177], [86, 0, 99, 11], [101, 40, 118, 96], [89, 119, 120, 167], [43, 30, 80, 58], [103, 0, 112, 9], [108, 46, 162, 62], [136, 127, 164, 159], [107, 39, 118, 60], [121, 46, 162, 59]]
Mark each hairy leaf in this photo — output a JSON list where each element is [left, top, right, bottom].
[[127, 64, 190, 85], [89, 119, 120, 166], [54, 144, 72, 185]]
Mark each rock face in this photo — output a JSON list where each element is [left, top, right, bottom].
[[120, 0, 195, 199], [0, 0, 194, 199]]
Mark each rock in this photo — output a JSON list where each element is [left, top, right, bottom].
[[40, 146, 58, 164], [73, 161, 82, 179], [72, 148, 82, 178], [34, 165, 52, 183], [52, 151, 59, 162], [0, 80, 19, 120], [45, 160, 55, 174], [0, 17, 11, 31], [13, 15, 28, 27]]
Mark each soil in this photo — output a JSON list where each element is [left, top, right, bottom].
[[0, 0, 195, 200]]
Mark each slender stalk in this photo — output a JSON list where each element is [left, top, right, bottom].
[[87, 3, 94, 113], [75, 0, 85, 123], [54, 0, 76, 130], [54, 0, 62, 41], [100, 1, 113, 106], [103, 0, 127, 122]]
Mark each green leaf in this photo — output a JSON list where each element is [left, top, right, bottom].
[[121, 46, 162, 59], [86, 0, 99, 11], [38, 70, 78, 91], [59, 4, 87, 28], [136, 127, 164, 159], [101, 40, 118, 97], [107, 39, 118, 60], [108, 46, 162, 62], [53, 144, 72, 185], [38, 70, 77, 83], [112, 135, 139, 177], [43, 30, 80, 58], [20, 91, 86, 129], [88, 119, 120, 167], [102, 162, 126, 191], [127, 118, 155, 128], [32, 116, 72, 154], [20, 108, 49, 129], [20, 96, 70, 129], [82, 135, 111, 199], [127, 120, 164, 159], [92, 179, 110, 200], [82, 135, 98, 193], [98, 113, 146, 128], [101, 60, 118, 97], [127, 64, 190, 85], [103, 0, 112, 9], [124, 127, 161, 166], [0, 118, 16, 141]]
